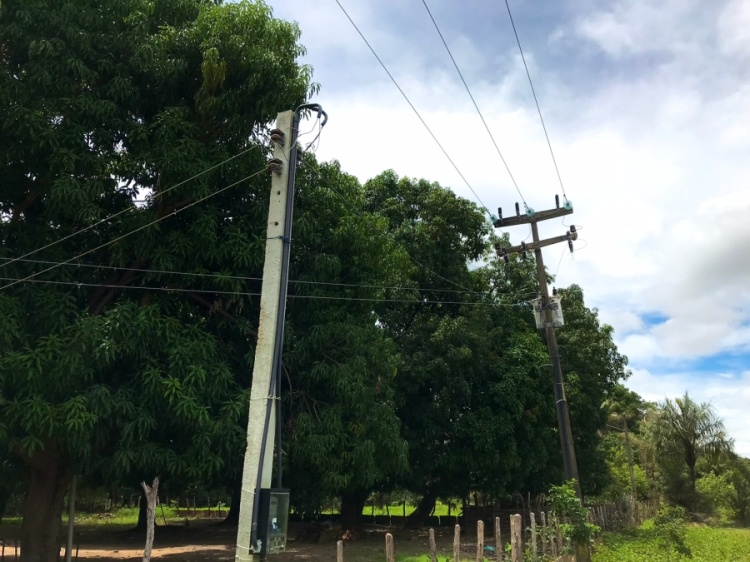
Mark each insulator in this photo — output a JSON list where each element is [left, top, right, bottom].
[[269, 129, 285, 146], [267, 158, 283, 175], [555, 194, 560, 208], [498, 207, 503, 220], [515, 202, 520, 217]]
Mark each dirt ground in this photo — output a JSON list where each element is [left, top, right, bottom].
[[0, 522, 469, 561]]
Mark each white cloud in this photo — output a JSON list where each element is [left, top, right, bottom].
[[574, 0, 712, 59], [717, 0, 750, 58]]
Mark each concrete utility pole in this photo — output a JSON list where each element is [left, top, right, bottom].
[[494, 198, 582, 498], [235, 104, 326, 562], [235, 110, 294, 562]]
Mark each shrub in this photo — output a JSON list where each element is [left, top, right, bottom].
[[653, 506, 692, 560]]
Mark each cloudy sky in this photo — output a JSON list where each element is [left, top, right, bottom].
[[265, 0, 750, 456]]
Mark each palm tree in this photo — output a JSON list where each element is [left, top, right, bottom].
[[653, 393, 733, 508]]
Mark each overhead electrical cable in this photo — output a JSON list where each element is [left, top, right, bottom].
[[0, 145, 260, 270], [421, 0, 528, 207], [0, 256, 538, 298], [502, 0, 568, 201], [0, 276, 526, 307], [0, 169, 267, 291], [334, 0, 493, 219]]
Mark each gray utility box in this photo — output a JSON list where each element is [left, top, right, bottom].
[[256, 488, 290, 556]]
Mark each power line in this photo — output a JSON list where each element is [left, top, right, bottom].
[[421, 0, 527, 207], [0, 145, 260, 270], [0, 169, 267, 291], [334, 0, 493, 218], [0, 276, 524, 307], [0, 256, 530, 297], [502, 0, 568, 201]]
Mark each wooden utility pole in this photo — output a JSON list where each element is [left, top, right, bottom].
[[494, 198, 581, 497]]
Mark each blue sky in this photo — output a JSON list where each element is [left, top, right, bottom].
[[264, 0, 750, 456]]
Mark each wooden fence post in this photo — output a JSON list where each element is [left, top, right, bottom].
[[510, 514, 522, 562], [385, 533, 395, 562], [453, 524, 461, 562], [530, 512, 537, 561], [337, 540, 344, 562], [476, 520, 485, 562], [429, 529, 437, 562], [495, 516, 502, 562]]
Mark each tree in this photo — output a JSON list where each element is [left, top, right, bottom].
[[727, 457, 750, 524], [360, 173, 565, 517], [0, 1, 312, 559], [652, 393, 733, 511], [600, 384, 650, 499], [554, 285, 630, 496], [281, 158, 409, 529], [361, 171, 493, 519]]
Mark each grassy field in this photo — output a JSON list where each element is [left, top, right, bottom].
[[355, 501, 459, 518], [593, 523, 750, 562]]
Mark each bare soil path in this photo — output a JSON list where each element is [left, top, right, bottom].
[[0, 522, 464, 562]]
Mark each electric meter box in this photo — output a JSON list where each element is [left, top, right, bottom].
[[532, 296, 564, 329], [256, 488, 290, 556]]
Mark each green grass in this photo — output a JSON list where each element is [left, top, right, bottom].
[[593, 523, 750, 562], [322, 500, 461, 517]]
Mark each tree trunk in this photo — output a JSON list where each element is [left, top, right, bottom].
[[221, 480, 242, 526], [406, 490, 436, 528], [19, 444, 70, 562], [141, 477, 159, 562], [136, 488, 148, 530], [340, 490, 368, 532], [0, 490, 10, 524]]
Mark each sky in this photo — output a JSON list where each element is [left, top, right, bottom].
[[264, 0, 750, 456]]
